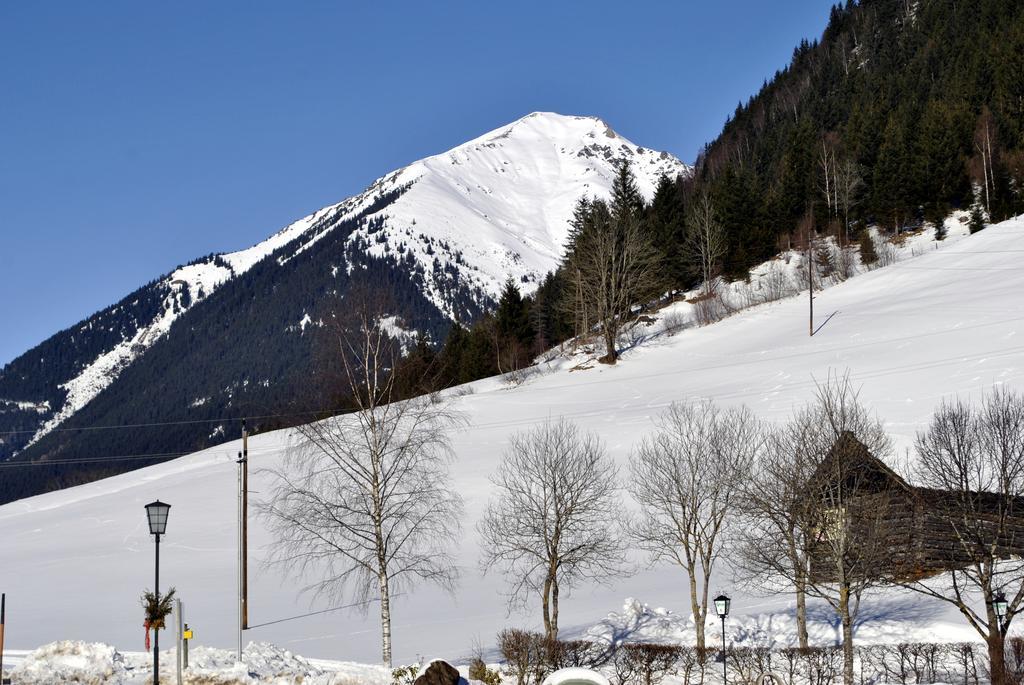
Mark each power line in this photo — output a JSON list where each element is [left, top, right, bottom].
[[4, 343, 1019, 471], [0, 410, 346, 437], [0, 446, 281, 469], [7, 312, 1021, 440]]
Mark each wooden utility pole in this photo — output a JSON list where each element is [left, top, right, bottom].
[[808, 230, 815, 337], [236, 448, 243, 663], [241, 420, 248, 631], [235, 418, 250, 663]]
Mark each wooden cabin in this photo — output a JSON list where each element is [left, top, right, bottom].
[[805, 431, 1024, 583]]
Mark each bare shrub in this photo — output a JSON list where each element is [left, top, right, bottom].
[[803, 647, 843, 685], [610, 643, 682, 685], [660, 309, 688, 335], [468, 658, 502, 685], [876, 237, 899, 267], [498, 629, 543, 685], [677, 647, 710, 685], [728, 647, 774, 685], [547, 640, 606, 670], [758, 261, 794, 304]]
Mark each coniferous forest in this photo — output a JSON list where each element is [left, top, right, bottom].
[[429, 0, 1024, 388]]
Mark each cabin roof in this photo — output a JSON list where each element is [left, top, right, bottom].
[[806, 430, 910, 496]]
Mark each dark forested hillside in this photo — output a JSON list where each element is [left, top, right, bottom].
[[413, 0, 1024, 405], [687, 0, 1023, 278], [0, 188, 491, 503]]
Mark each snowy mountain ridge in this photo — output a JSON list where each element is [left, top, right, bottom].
[[3, 112, 688, 455]]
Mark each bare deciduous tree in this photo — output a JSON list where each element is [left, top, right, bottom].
[[903, 387, 1024, 685], [478, 420, 628, 639], [684, 192, 727, 326], [261, 308, 463, 667], [628, 400, 761, 650], [737, 373, 893, 681], [835, 158, 864, 244], [734, 423, 818, 650], [791, 374, 893, 685]]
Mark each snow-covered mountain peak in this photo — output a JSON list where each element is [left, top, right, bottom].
[[352, 112, 689, 315], [2, 112, 689, 464]]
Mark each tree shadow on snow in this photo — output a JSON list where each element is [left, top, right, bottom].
[[804, 596, 944, 646]]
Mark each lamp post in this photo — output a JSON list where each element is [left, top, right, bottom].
[[714, 594, 731, 685], [993, 590, 1009, 634], [145, 500, 171, 685]]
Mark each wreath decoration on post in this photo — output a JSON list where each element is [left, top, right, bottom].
[[141, 587, 176, 650]]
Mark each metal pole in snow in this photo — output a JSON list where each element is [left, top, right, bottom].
[[175, 598, 183, 685], [154, 533, 160, 685], [1, 593, 6, 683], [721, 615, 727, 685]]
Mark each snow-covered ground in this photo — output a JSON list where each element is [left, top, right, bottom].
[[1, 217, 1021, 671], [2, 641, 393, 684]]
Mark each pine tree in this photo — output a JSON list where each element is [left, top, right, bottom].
[[611, 159, 645, 221], [495, 278, 534, 349], [969, 205, 987, 234], [858, 230, 878, 266], [646, 174, 687, 289], [438, 323, 469, 386]]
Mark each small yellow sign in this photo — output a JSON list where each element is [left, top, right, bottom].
[[183, 629, 193, 640]]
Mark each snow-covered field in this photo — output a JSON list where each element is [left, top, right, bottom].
[[1, 216, 1021, 673]]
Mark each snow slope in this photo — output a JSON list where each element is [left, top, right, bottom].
[[7, 112, 687, 454], [1, 218, 1020, 665]]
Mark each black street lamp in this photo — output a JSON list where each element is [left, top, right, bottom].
[[993, 590, 1009, 634], [145, 501, 170, 685], [714, 594, 731, 685]]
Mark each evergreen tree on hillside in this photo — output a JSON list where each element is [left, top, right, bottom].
[[495, 278, 534, 350], [646, 174, 688, 289], [684, 0, 1024, 275], [611, 159, 646, 221], [858, 229, 878, 267], [872, 113, 914, 231], [562, 163, 660, 364], [915, 99, 971, 230]]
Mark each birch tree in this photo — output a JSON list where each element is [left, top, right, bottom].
[[835, 158, 864, 244], [683, 191, 727, 302], [478, 420, 628, 639], [628, 400, 761, 650], [261, 308, 463, 667]]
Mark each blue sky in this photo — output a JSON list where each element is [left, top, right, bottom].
[[0, 1, 834, 365]]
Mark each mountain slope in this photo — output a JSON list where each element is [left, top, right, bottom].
[[0, 112, 688, 502], [1, 216, 1019, 661], [687, 0, 1024, 278]]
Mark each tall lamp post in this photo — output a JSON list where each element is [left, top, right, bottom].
[[714, 594, 731, 685], [145, 500, 171, 685], [993, 590, 1008, 634]]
